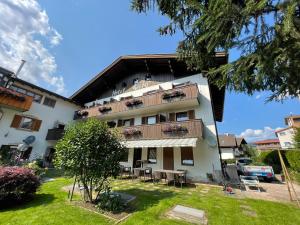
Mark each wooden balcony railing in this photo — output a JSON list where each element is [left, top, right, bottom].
[[74, 83, 199, 120], [118, 119, 203, 140], [0, 86, 33, 112], [46, 128, 65, 141]]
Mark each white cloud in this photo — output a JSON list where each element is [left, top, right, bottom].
[[255, 94, 261, 99], [0, 0, 65, 93], [238, 126, 283, 142]]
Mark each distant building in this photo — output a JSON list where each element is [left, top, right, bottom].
[[0, 66, 79, 166], [218, 134, 247, 160], [254, 139, 281, 151], [275, 115, 300, 149]]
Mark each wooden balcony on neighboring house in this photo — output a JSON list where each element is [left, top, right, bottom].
[[0, 86, 33, 112], [118, 119, 204, 140], [74, 83, 200, 120], [46, 128, 65, 141]]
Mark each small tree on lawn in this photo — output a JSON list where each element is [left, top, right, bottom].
[[54, 118, 126, 203]]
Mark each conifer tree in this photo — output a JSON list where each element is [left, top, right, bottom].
[[132, 0, 300, 101]]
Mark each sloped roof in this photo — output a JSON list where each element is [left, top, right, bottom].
[[218, 134, 246, 147], [254, 139, 280, 145]]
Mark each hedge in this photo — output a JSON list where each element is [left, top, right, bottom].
[[255, 150, 288, 174], [285, 150, 300, 172]]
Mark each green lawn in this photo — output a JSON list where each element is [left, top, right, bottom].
[[1, 176, 300, 225]]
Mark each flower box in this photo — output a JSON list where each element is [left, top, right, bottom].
[[162, 90, 186, 100], [123, 128, 142, 136], [125, 99, 143, 107], [98, 106, 112, 113], [162, 124, 188, 133]]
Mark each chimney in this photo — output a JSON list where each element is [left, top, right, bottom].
[[14, 60, 26, 78]]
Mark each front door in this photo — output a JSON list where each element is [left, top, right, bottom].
[[133, 148, 142, 168], [163, 147, 174, 170]]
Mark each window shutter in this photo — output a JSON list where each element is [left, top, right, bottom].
[[130, 118, 134, 126], [10, 115, 22, 128], [156, 115, 159, 123], [188, 110, 195, 120], [32, 119, 42, 131], [117, 120, 123, 127], [169, 113, 175, 121], [142, 117, 146, 125]]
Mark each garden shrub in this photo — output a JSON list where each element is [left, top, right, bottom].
[[255, 150, 287, 173], [286, 151, 300, 172], [0, 166, 40, 205], [96, 190, 125, 213], [24, 160, 46, 176]]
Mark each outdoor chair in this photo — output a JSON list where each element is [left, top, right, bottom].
[[143, 167, 152, 181], [122, 166, 131, 178], [176, 169, 187, 188], [166, 172, 176, 186], [153, 171, 162, 183], [132, 168, 141, 181]]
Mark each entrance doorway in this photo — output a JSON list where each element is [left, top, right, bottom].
[[133, 148, 142, 168], [163, 147, 174, 170]]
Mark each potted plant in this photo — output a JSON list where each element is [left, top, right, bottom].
[[163, 124, 188, 133], [125, 99, 143, 107], [123, 127, 141, 136], [98, 106, 112, 113], [162, 90, 186, 100]]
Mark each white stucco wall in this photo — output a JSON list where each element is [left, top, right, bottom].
[[220, 148, 235, 160], [118, 74, 222, 181], [277, 128, 295, 149], [0, 84, 79, 160]]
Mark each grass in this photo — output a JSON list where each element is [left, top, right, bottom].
[[1, 176, 300, 225]]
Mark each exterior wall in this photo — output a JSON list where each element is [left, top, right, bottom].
[[255, 143, 281, 151], [0, 83, 79, 160], [277, 128, 295, 149], [220, 148, 235, 160], [116, 74, 221, 181]]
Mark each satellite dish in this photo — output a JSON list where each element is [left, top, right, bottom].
[[23, 136, 35, 145], [206, 135, 217, 148], [17, 143, 28, 152]]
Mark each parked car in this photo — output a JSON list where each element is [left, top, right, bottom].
[[236, 158, 253, 174], [242, 165, 275, 182]]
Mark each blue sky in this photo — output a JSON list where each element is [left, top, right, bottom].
[[1, 0, 299, 142]]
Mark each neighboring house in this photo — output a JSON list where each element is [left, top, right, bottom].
[[254, 139, 281, 151], [0, 66, 80, 166], [275, 115, 300, 149], [70, 53, 228, 182], [218, 134, 247, 159]]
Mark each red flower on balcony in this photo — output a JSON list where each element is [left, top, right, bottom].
[[125, 99, 143, 107], [77, 110, 89, 117], [98, 106, 112, 113], [162, 90, 186, 100], [123, 127, 142, 136], [162, 124, 188, 133]]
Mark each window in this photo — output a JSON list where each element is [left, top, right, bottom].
[[10, 85, 43, 103], [10, 115, 42, 132], [123, 120, 131, 127], [43, 97, 56, 108], [0, 73, 9, 87], [176, 112, 189, 122], [147, 116, 156, 125], [120, 149, 129, 162], [284, 142, 292, 147], [147, 148, 157, 164], [181, 147, 194, 166], [20, 117, 34, 130]]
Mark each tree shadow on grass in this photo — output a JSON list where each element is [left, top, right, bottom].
[[0, 193, 55, 211], [116, 188, 175, 213]]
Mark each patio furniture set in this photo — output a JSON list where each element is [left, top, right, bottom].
[[119, 165, 188, 188]]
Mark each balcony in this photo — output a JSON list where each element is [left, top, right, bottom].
[[0, 86, 33, 112], [46, 128, 65, 141], [74, 83, 200, 120], [118, 119, 203, 140]]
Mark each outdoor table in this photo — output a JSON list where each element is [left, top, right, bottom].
[[153, 169, 187, 185]]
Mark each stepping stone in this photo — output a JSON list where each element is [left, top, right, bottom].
[[187, 192, 193, 195], [166, 205, 207, 225], [240, 205, 252, 210], [242, 210, 257, 217]]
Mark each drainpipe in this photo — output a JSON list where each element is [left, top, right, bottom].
[[5, 60, 26, 88], [15, 60, 26, 78]]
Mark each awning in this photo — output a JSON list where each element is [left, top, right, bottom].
[[122, 138, 198, 148]]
